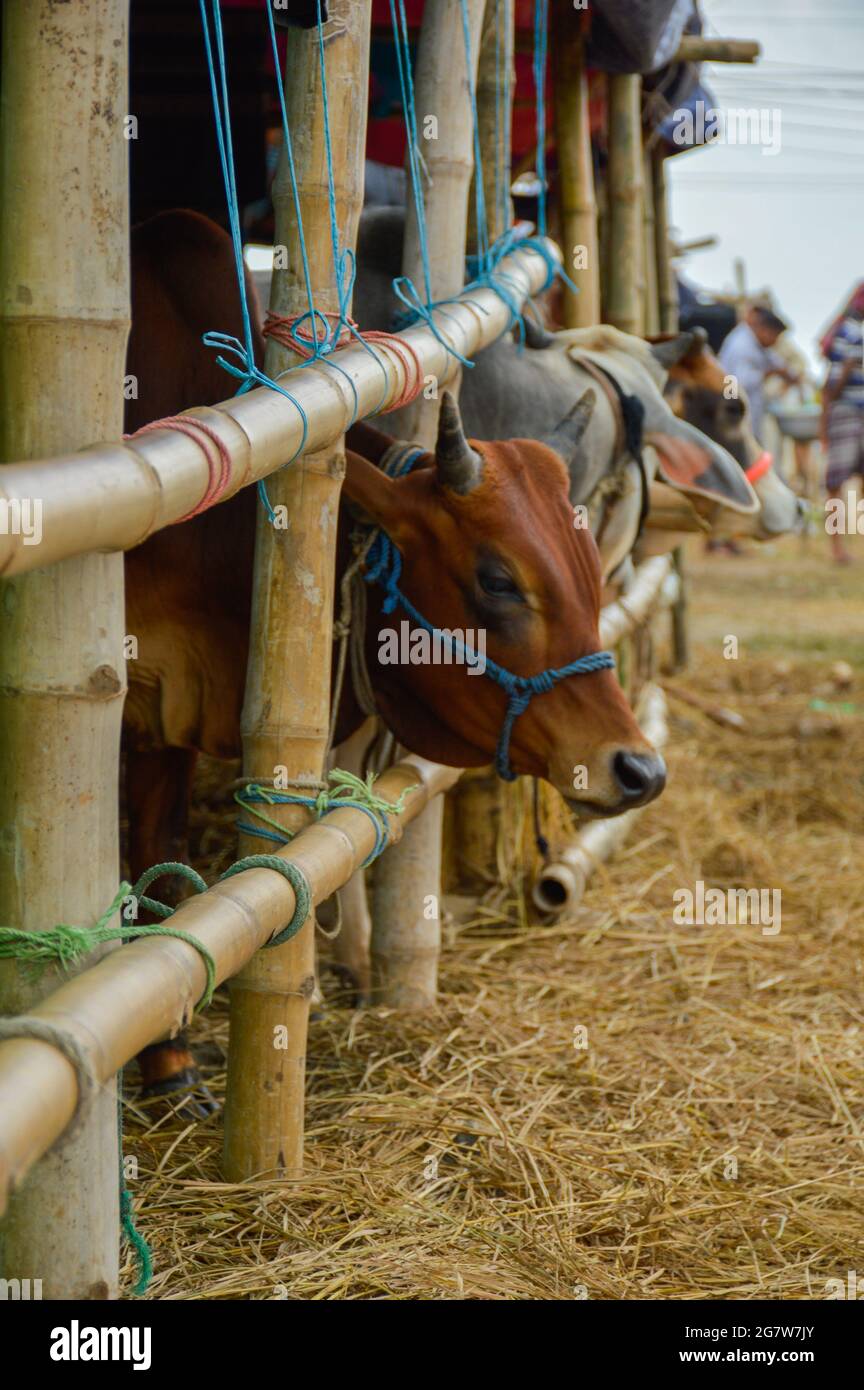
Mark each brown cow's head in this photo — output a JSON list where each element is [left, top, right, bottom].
[[657, 329, 804, 537], [343, 393, 666, 818]]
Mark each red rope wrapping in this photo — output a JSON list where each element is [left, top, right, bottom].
[[124, 417, 233, 523], [263, 311, 424, 414]]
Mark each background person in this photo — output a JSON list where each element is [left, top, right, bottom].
[[819, 281, 864, 566], [719, 305, 800, 445]]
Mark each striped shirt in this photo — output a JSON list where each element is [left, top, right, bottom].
[[825, 314, 864, 408]]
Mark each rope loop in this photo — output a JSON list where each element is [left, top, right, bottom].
[[218, 855, 312, 948], [235, 768, 415, 870]]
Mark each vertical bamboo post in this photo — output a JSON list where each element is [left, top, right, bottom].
[[642, 146, 660, 335], [467, 0, 514, 252], [652, 148, 678, 334], [221, 0, 371, 1181], [400, 0, 486, 386], [450, 0, 509, 892], [553, 17, 600, 327], [0, 0, 129, 1298], [605, 74, 644, 335], [372, 0, 485, 1009]]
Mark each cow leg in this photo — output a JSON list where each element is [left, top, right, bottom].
[[326, 719, 377, 1003], [126, 745, 216, 1111]]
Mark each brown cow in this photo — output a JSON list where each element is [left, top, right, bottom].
[[124, 210, 665, 1098], [656, 329, 804, 538]]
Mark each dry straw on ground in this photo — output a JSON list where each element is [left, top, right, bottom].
[[121, 543, 864, 1300]]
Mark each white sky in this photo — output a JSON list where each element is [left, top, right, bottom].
[[666, 0, 864, 375]]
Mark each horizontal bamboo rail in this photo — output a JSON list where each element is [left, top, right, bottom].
[[0, 756, 460, 1212], [532, 682, 669, 915], [674, 37, 760, 64], [0, 238, 559, 579], [598, 554, 675, 648]]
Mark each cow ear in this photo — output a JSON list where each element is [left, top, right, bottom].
[[342, 449, 417, 539], [645, 419, 759, 514]]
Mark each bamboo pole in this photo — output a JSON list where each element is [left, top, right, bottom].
[[372, 0, 485, 1010], [449, 0, 512, 893], [0, 237, 557, 579], [597, 555, 674, 649], [674, 37, 760, 64], [605, 75, 644, 336], [399, 0, 485, 444], [553, 19, 600, 327], [444, 766, 503, 891], [467, 0, 514, 252], [642, 147, 660, 337], [532, 683, 668, 914], [0, 758, 459, 1213], [221, 0, 371, 1182], [371, 796, 445, 1008], [652, 149, 678, 335], [0, 0, 129, 1299], [669, 546, 689, 671]]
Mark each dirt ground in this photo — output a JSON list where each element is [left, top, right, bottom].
[[124, 527, 864, 1300]]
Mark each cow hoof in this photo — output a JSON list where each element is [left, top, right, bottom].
[[325, 961, 368, 1009], [139, 1068, 220, 1118], [137, 1038, 219, 1118]]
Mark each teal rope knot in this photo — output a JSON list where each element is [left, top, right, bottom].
[[132, 855, 314, 955], [235, 768, 415, 869]]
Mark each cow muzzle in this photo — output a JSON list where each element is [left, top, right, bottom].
[[559, 746, 667, 820]]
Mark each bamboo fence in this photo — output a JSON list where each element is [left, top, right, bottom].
[[0, 759, 459, 1215], [0, 0, 760, 1298], [0, 237, 558, 580]]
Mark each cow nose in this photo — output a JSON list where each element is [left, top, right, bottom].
[[612, 750, 667, 805]]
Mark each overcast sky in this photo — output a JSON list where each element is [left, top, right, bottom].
[[666, 0, 864, 376]]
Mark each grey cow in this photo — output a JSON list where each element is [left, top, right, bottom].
[[351, 208, 800, 578]]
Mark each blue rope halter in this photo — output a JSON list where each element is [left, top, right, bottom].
[[362, 448, 615, 782]]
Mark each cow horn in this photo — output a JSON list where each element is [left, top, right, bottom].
[[520, 311, 555, 350], [435, 390, 483, 494], [543, 387, 596, 464], [649, 330, 701, 369]]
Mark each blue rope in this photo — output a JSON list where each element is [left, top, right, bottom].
[[236, 788, 392, 868], [389, 0, 576, 358], [199, 0, 393, 522], [361, 449, 615, 781], [199, 0, 311, 499], [263, 0, 392, 409]]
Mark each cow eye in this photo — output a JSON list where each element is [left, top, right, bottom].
[[478, 568, 523, 601]]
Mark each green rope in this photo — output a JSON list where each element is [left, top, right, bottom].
[[220, 855, 313, 947], [0, 880, 218, 1010], [118, 1081, 152, 1297], [235, 766, 416, 866], [0, 766, 412, 1297]]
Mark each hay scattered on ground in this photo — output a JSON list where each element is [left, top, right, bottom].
[[123, 537, 864, 1300]]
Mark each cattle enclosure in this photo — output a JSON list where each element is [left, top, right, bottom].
[[2, 0, 857, 1312]]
